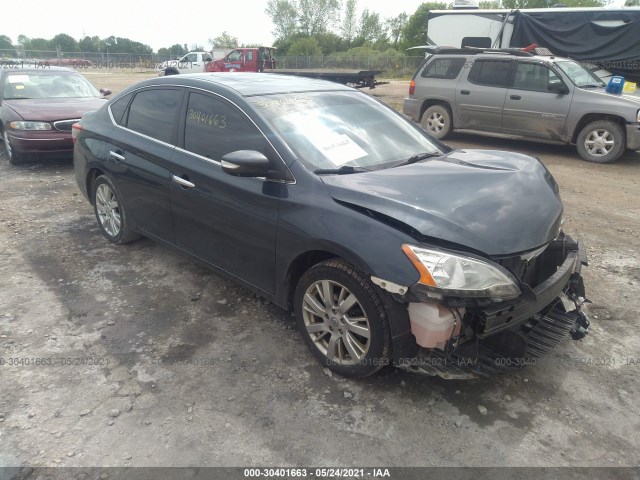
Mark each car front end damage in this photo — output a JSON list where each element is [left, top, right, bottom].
[[378, 232, 590, 379]]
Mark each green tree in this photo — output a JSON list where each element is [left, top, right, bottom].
[[402, 2, 448, 49], [287, 36, 323, 56], [341, 0, 358, 47], [357, 9, 388, 46], [298, 0, 341, 36], [158, 44, 188, 56], [209, 31, 238, 48], [625, 0, 640, 5], [266, 0, 299, 42], [51, 33, 79, 53], [386, 12, 408, 47], [0, 35, 13, 53]]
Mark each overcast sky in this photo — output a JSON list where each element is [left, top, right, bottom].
[[3, 0, 431, 52]]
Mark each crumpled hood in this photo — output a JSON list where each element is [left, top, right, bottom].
[[321, 149, 564, 256], [5, 98, 106, 122]]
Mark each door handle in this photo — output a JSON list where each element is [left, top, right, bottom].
[[172, 175, 195, 189], [460, 90, 470, 95], [510, 95, 521, 100], [109, 150, 125, 162]]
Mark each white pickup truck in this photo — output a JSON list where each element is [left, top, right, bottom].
[[155, 51, 213, 76]]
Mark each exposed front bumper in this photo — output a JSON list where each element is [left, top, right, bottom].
[[403, 98, 421, 122], [626, 123, 640, 150], [397, 236, 589, 379]]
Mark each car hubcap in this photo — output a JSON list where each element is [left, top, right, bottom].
[[427, 112, 445, 134], [3, 131, 13, 159], [584, 129, 614, 157], [95, 184, 121, 237], [302, 280, 370, 365]]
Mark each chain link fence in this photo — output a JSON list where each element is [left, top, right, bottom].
[[1, 49, 425, 76]]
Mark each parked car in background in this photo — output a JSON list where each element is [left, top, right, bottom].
[[0, 66, 109, 164], [73, 73, 589, 379], [403, 47, 640, 163], [156, 51, 213, 76]]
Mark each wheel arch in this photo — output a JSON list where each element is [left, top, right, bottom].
[[86, 167, 107, 205], [571, 113, 626, 144], [164, 68, 179, 76], [420, 99, 453, 123], [281, 247, 372, 311]]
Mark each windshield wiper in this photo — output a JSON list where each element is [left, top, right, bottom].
[[580, 84, 604, 89], [392, 152, 441, 168], [314, 165, 370, 175]]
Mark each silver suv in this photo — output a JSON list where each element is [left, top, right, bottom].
[[403, 48, 640, 163]]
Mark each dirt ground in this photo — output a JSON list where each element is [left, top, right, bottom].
[[0, 73, 639, 469]]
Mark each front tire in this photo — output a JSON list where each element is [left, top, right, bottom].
[[3, 129, 28, 165], [294, 259, 391, 378], [576, 120, 625, 164], [421, 104, 452, 140], [92, 175, 140, 244]]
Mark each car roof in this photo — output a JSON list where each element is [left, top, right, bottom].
[[146, 72, 354, 97], [1, 66, 78, 74]]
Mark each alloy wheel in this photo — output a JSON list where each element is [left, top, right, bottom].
[[95, 183, 122, 237], [584, 128, 615, 157], [301, 280, 371, 365]]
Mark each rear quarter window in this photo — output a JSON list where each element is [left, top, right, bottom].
[[109, 93, 132, 125], [421, 57, 466, 79]]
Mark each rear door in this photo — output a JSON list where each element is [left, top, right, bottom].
[[502, 61, 573, 140], [169, 90, 281, 294], [108, 87, 183, 242], [455, 58, 513, 131]]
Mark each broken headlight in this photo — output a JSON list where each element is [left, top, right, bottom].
[[402, 244, 521, 300]]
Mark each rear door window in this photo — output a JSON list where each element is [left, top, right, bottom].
[[183, 91, 265, 160], [109, 93, 132, 125], [512, 62, 560, 92], [126, 88, 182, 144], [422, 57, 466, 79], [468, 60, 512, 87]]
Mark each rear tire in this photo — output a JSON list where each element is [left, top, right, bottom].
[[294, 259, 391, 378], [92, 175, 140, 244], [421, 104, 452, 140], [576, 120, 625, 164]]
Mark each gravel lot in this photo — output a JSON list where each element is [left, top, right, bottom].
[[0, 74, 639, 469]]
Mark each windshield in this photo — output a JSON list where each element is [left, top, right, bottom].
[[555, 60, 605, 88], [3, 72, 100, 100], [249, 91, 444, 171]]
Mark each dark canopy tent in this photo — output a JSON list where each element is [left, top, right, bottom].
[[509, 9, 640, 81]]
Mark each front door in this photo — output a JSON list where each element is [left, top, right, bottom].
[[169, 90, 281, 294], [503, 61, 573, 140]]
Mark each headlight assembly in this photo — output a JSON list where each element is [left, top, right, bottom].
[[402, 244, 521, 300], [9, 121, 52, 131]]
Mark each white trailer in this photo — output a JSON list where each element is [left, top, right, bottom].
[[424, 7, 640, 81]]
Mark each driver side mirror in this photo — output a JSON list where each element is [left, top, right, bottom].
[[99, 88, 112, 98], [221, 150, 271, 177], [548, 81, 569, 95]]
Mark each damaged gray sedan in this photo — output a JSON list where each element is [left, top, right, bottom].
[[73, 73, 589, 379]]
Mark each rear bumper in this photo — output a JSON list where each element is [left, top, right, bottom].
[[403, 98, 421, 121], [626, 123, 640, 150]]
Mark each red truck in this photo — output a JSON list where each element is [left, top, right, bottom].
[[205, 47, 384, 88], [205, 47, 275, 73]]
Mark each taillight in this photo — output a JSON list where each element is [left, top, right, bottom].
[[71, 122, 82, 143], [409, 79, 415, 96]]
